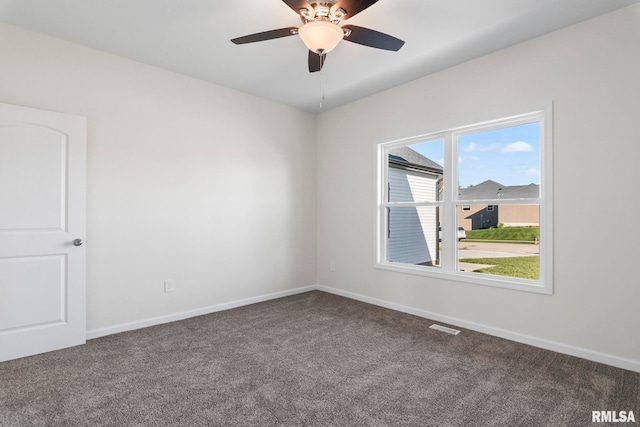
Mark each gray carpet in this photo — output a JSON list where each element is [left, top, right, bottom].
[[0, 290, 638, 426]]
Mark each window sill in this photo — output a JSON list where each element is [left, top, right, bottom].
[[374, 261, 553, 295]]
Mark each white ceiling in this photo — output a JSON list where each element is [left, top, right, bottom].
[[1, 0, 638, 113]]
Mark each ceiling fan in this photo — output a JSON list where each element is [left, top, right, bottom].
[[231, 0, 405, 73]]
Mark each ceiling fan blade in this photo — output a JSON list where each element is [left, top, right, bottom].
[[342, 25, 404, 51], [282, 0, 312, 16], [231, 27, 298, 45], [331, 0, 379, 20], [308, 50, 327, 73]]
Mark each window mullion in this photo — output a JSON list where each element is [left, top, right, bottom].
[[441, 132, 456, 271]]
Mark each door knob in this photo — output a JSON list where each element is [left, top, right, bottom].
[[72, 239, 84, 246]]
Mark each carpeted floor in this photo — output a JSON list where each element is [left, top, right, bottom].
[[0, 290, 638, 426]]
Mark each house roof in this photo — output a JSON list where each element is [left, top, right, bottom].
[[388, 147, 443, 175], [458, 180, 539, 200]]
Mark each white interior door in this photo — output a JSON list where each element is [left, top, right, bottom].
[[0, 102, 86, 362]]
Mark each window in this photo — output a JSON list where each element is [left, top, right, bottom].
[[376, 108, 553, 294]]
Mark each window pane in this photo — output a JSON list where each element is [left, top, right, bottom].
[[388, 141, 443, 202], [457, 204, 540, 280], [388, 206, 441, 267], [457, 123, 540, 200]]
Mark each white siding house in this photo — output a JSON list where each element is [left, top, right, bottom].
[[387, 148, 443, 265]]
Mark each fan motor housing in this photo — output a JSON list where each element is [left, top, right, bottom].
[[300, 1, 346, 24]]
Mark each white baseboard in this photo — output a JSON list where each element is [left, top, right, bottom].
[[86, 285, 316, 340], [315, 285, 640, 373], [87, 283, 639, 373]]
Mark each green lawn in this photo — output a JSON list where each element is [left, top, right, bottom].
[[465, 226, 539, 242], [459, 256, 539, 280]]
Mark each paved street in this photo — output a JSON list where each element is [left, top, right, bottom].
[[458, 241, 539, 259]]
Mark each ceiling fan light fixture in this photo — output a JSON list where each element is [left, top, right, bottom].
[[298, 20, 344, 54]]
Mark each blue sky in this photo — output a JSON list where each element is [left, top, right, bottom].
[[410, 122, 540, 188]]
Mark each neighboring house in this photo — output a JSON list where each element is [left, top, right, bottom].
[[458, 180, 540, 229], [387, 147, 443, 265]]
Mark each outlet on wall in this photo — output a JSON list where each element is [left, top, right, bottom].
[[164, 279, 175, 293], [330, 261, 336, 272]]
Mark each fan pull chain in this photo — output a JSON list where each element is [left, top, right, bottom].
[[319, 58, 326, 109]]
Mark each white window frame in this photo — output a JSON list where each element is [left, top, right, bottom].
[[375, 107, 553, 294]]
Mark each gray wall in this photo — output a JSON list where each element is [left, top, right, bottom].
[[317, 5, 640, 364], [0, 23, 318, 332]]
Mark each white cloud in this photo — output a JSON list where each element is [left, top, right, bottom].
[[502, 141, 533, 153], [458, 156, 463, 164], [526, 168, 540, 176], [464, 142, 499, 152]]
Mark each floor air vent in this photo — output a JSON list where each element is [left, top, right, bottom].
[[429, 324, 461, 335]]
